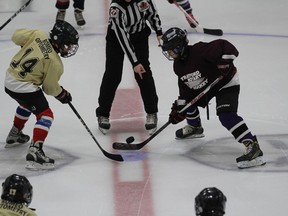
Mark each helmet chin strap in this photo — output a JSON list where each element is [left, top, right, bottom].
[[179, 46, 189, 61], [50, 40, 60, 54]]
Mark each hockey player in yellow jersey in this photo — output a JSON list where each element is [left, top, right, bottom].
[[0, 174, 36, 216], [4, 21, 79, 170]]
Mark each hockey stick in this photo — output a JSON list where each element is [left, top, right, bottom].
[[173, 1, 223, 36], [113, 76, 223, 150], [0, 0, 33, 31], [113, 121, 171, 150], [68, 102, 124, 162]]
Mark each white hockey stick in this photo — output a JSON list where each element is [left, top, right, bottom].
[[173, 1, 223, 36]]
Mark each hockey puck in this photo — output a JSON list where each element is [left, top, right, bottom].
[[126, 136, 135, 144]]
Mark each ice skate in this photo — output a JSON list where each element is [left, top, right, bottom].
[[74, 9, 86, 26], [56, 10, 66, 22], [98, 116, 110, 135], [236, 136, 266, 169], [175, 124, 204, 139], [145, 113, 157, 135], [26, 141, 54, 170], [5, 125, 30, 148]]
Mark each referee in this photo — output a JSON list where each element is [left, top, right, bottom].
[[96, 0, 163, 134]]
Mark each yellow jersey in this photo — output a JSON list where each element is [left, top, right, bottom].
[[5, 29, 63, 96], [0, 199, 37, 216]]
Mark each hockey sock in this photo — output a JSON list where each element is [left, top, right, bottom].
[[186, 106, 201, 127], [177, 0, 193, 13], [13, 105, 31, 131], [218, 112, 254, 143], [33, 108, 54, 143], [56, 0, 70, 10]]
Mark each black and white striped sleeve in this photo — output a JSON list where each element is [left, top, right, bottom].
[[146, 0, 162, 36], [109, 5, 139, 67]]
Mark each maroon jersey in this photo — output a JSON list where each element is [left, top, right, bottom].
[[173, 39, 239, 107]]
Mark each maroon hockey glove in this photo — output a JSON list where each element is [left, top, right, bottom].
[[217, 59, 236, 78], [169, 99, 187, 124], [55, 87, 72, 104]]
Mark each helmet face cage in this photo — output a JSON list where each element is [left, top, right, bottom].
[[160, 27, 188, 60], [1, 174, 33, 206], [50, 21, 79, 58], [195, 187, 227, 216]]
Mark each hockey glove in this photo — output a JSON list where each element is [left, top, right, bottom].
[[55, 87, 72, 104], [167, 0, 174, 3], [169, 99, 187, 124], [217, 59, 236, 77]]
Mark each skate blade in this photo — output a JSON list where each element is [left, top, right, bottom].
[[76, 25, 85, 30], [237, 156, 266, 169], [26, 161, 55, 171], [98, 127, 109, 135], [5, 142, 28, 148], [175, 134, 205, 140], [147, 127, 157, 135]]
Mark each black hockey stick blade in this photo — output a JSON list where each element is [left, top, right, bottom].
[[68, 102, 124, 162], [203, 28, 223, 36], [102, 150, 124, 162], [113, 121, 171, 150], [0, 0, 33, 31]]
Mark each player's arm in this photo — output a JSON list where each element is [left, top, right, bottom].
[[42, 59, 71, 103], [203, 39, 239, 77], [146, 0, 163, 38], [12, 29, 37, 47], [216, 39, 239, 77]]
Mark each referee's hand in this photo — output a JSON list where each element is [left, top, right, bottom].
[[134, 64, 146, 79]]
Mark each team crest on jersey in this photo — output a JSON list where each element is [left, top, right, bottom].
[[110, 8, 118, 18], [137, 0, 150, 12], [181, 71, 208, 90]]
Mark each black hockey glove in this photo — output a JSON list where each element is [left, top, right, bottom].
[[217, 59, 236, 78], [169, 99, 187, 124], [55, 87, 72, 104], [167, 0, 174, 4]]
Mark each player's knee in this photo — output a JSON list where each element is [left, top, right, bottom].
[[36, 108, 54, 129]]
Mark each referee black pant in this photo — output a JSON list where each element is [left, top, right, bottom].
[[96, 26, 158, 118]]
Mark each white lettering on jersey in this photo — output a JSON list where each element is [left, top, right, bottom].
[[180, 71, 208, 90]]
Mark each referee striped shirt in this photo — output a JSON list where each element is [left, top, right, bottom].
[[108, 0, 162, 66]]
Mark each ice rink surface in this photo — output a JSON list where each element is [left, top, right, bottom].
[[1, 0, 288, 215]]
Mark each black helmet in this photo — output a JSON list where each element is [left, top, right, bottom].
[[1, 174, 33, 206], [160, 27, 189, 60], [50, 20, 79, 57], [195, 187, 227, 216]]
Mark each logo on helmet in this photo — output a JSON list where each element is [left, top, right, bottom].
[[137, 0, 150, 12]]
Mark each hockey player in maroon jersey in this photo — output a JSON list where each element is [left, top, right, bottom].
[[160, 27, 265, 169]]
